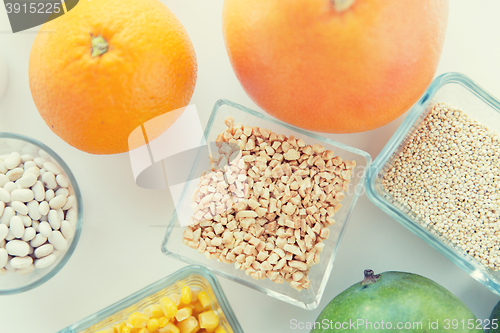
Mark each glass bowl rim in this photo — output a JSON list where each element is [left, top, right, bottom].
[[364, 71, 500, 295], [56, 265, 244, 333], [0, 132, 84, 295], [161, 98, 372, 309]]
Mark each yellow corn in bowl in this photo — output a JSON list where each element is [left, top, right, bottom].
[[57, 266, 243, 333]]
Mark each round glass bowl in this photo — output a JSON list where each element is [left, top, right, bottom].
[[0, 133, 83, 295]]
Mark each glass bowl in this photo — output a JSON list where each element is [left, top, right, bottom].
[[365, 72, 500, 296], [56, 265, 243, 333], [0, 133, 83, 295], [161, 99, 371, 310]]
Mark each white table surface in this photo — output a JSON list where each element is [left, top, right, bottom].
[[1, 1, 500, 332]]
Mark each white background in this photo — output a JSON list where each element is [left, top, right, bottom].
[[1, 0, 500, 332]]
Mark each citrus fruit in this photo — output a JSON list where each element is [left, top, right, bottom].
[[29, 0, 197, 154], [222, 0, 449, 133]]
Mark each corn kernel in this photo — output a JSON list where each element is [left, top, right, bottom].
[[170, 293, 181, 307], [137, 329, 150, 333], [147, 318, 160, 332], [191, 301, 205, 315], [160, 297, 179, 318], [128, 312, 149, 329], [158, 322, 180, 333], [198, 310, 219, 330], [197, 292, 211, 309], [177, 316, 200, 333], [180, 286, 192, 304], [113, 323, 126, 333], [121, 326, 131, 333], [214, 326, 227, 333], [144, 304, 164, 318], [158, 316, 170, 328], [175, 306, 193, 322]]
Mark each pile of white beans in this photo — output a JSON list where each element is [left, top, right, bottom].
[[0, 149, 78, 276]]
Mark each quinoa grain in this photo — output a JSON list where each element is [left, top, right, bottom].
[[382, 103, 500, 270]]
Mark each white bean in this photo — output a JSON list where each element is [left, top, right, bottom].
[[43, 162, 62, 175], [62, 195, 76, 210], [48, 231, 67, 251], [11, 201, 28, 215], [32, 220, 39, 230], [21, 154, 34, 163], [0, 161, 7, 174], [56, 208, 64, 221], [3, 181, 17, 193], [56, 174, 69, 188], [34, 254, 56, 269], [16, 172, 37, 188], [23, 161, 37, 170], [9, 216, 24, 238], [10, 189, 34, 202], [0, 200, 4, 216], [65, 207, 77, 222], [20, 215, 32, 227], [34, 243, 54, 258], [32, 181, 45, 201], [33, 157, 45, 168], [0, 187, 10, 202], [38, 221, 53, 238], [5, 228, 15, 241], [16, 264, 35, 275], [30, 234, 47, 248], [0, 248, 7, 268], [48, 210, 61, 230], [0, 224, 8, 242], [3, 152, 21, 169], [21, 227, 36, 242], [42, 172, 57, 189], [0, 174, 9, 187], [27, 200, 42, 220], [5, 240, 30, 256], [0, 207, 15, 225], [45, 189, 55, 201], [60, 220, 74, 240], [55, 188, 69, 197], [6, 167, 24, 181], [49, 195, 67, 210], [38, 201, 50, 216], [10, 256, 33, 269]]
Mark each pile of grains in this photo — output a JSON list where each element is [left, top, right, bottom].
[[182, 117, 355, 291], [382, 103, 500, 270]]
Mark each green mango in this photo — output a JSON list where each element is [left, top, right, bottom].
[[311, 270, 482, 333], [488, 301, 500, 333]]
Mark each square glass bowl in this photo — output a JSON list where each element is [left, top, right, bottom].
[[57, 265, 243, 333], [365, 72, 500, 296], [161, 99, 371, 310], [0, 133, 82, 295]]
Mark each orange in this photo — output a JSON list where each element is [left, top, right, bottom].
[[222, 0, 449, 133], [29, 0, 197, 154]]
